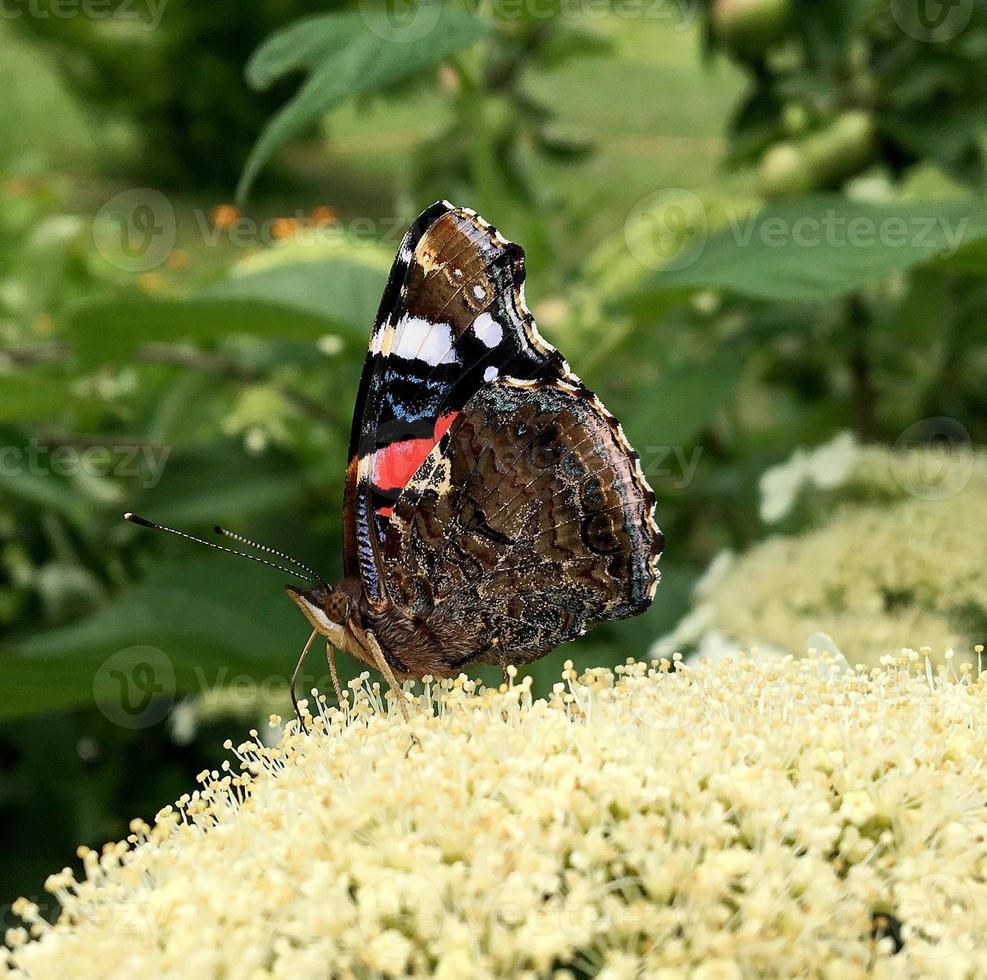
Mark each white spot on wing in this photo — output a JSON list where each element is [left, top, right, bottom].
[[370, 326, 389, 355], [473, 312, 503, 348], [392, 315, 458, 365], [483, 366, 499, 382]]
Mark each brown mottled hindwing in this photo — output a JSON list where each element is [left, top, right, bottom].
[[381, 379, 662, 668]]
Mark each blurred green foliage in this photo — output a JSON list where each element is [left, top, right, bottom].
[[1, 0, 986, 919], [12, 0, 340, 187]]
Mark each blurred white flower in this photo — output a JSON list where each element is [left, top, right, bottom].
[[665, 444, 986, 667], [168, 698, 198, 746], [317, 334, 344, 357], [759, 431, 858, 523], [30, 214, 84, 247]]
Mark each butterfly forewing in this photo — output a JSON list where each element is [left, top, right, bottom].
[[343, 203, 566, 601]]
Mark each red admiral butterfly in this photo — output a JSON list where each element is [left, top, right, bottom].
[[127, 202, 662, 723]]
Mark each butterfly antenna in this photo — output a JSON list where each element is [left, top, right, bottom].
[[124, 513, 312, 583], [214, 525, 321, 582]]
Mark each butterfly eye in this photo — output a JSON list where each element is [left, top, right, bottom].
[[325, 592, 350, 623]]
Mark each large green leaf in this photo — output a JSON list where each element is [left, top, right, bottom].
[[628, 196, 987, 306], [619, 347, 747, 451], [199, 260, 385, 329], [128, 443, 308, 528], [0, 557, 320, 721], [67, 259, 385, 367], [237, 8, 490, 202]]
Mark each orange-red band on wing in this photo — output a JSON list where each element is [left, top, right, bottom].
[[372, 412, 459, 493]]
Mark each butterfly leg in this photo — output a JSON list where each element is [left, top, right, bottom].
[[364, 631, 411, 723], [364, 631, 421, 753], [290, 629, 318, 734], [325, 641, 343, 708]]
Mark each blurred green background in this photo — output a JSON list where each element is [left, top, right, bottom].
[[2, 0, 987, 919]]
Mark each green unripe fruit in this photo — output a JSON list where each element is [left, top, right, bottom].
[[801, 110, 875, 186], [757, 141, 814, 198], [712, 0, 791, 57]]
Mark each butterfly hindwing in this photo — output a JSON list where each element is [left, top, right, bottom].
[[343, 202, 567, 600], [379, 378, 663, 668]]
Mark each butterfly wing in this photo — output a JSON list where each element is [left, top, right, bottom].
[[379, 378, 663, 667], [343, 202, 567, 601]]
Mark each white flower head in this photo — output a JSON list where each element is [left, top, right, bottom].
[[5, 656, 985, 977], [759, 431, 859, 523]]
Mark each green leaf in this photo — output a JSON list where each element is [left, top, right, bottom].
[[128, 444, 307, 528], [0, 557, 310, 721], [0, 465, 87, 524], [237, 8, 490, 203], [199, 260, 385, 330], [621, 347, 747, 451], [0, 427, 90, 522], [0, 375, 90, 423], [67, 259, 385, 367], [628, 196, 987, 306]]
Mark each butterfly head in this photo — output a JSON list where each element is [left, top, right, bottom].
[[284, 579, 362, 648]]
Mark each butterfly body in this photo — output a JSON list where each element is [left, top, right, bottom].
[[287, 201, 663, 682]]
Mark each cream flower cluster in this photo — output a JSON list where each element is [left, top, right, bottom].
[[4, 653, 987, 979], [657, 444, 987, 665]]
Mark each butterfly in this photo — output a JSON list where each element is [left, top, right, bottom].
[[127, 202, 662, 724]]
